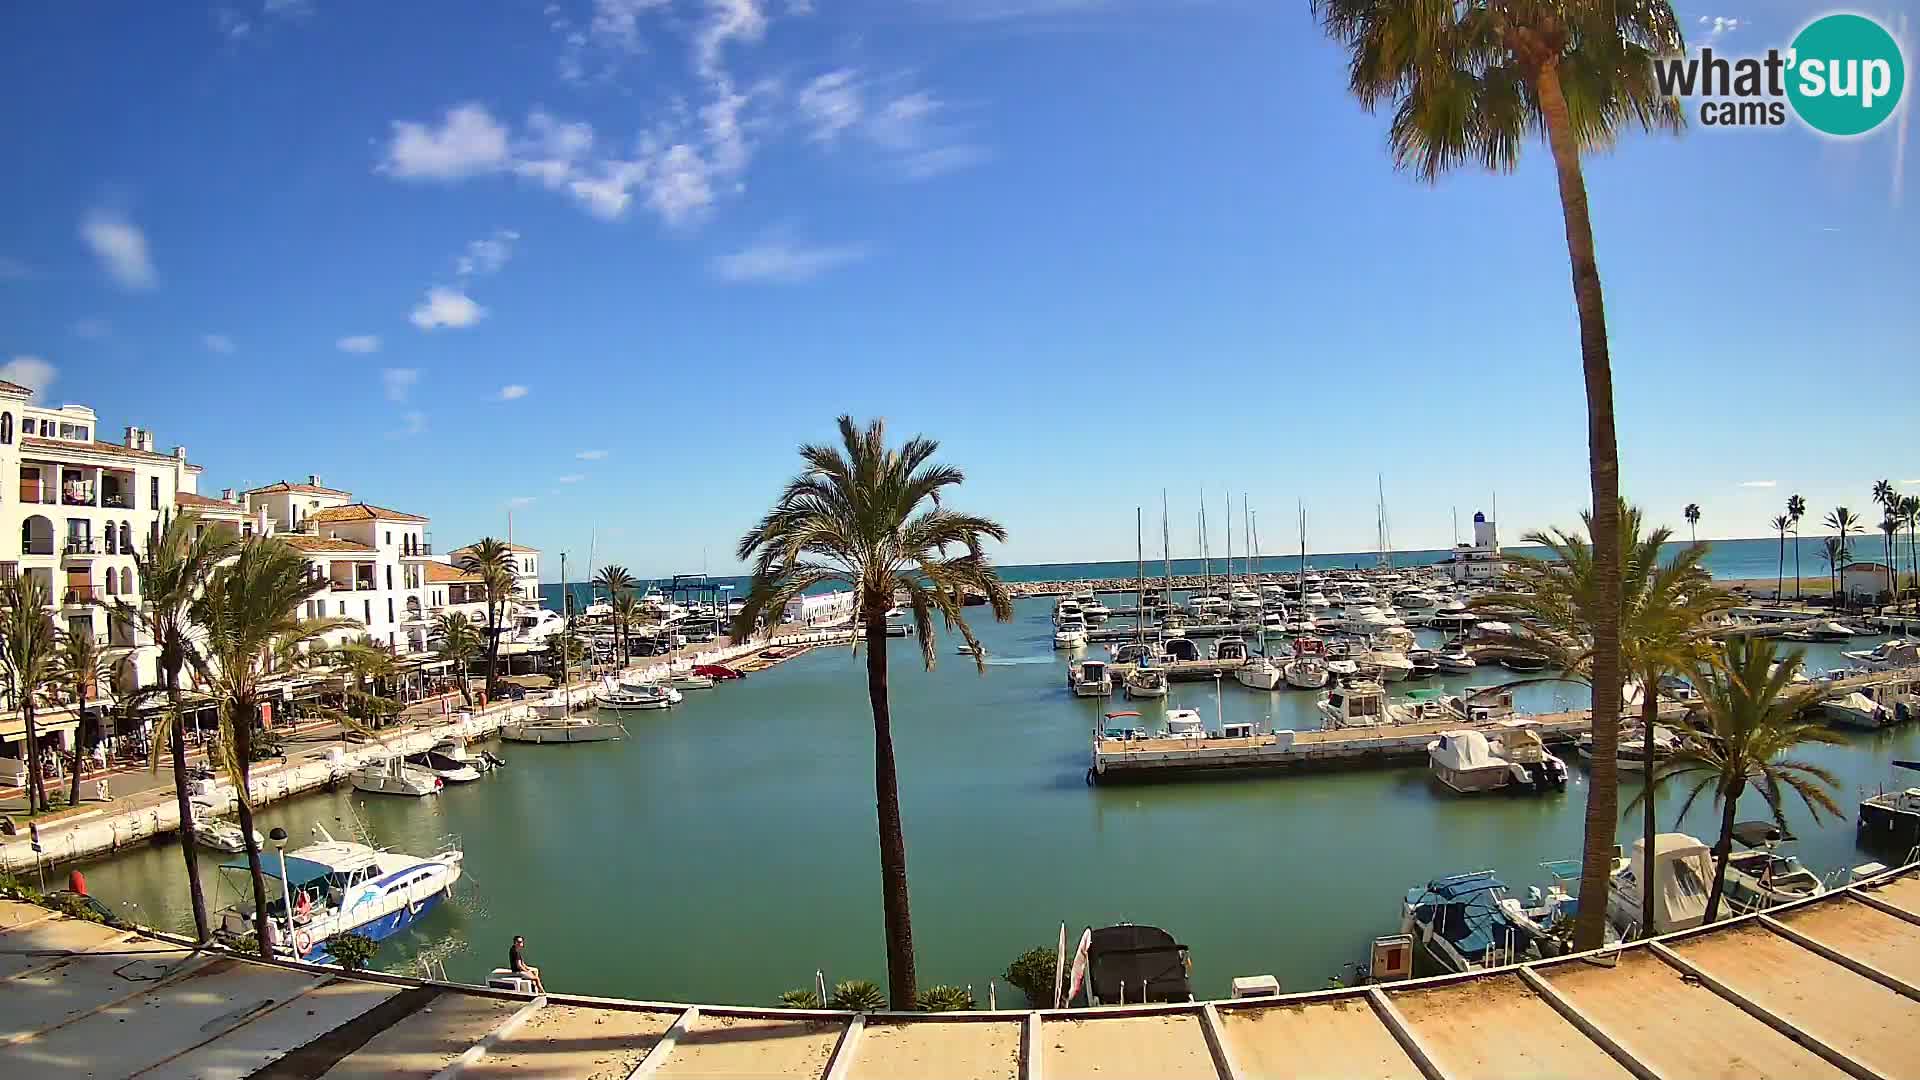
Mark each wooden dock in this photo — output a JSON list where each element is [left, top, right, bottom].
[[5, 864, 1916, 1079]]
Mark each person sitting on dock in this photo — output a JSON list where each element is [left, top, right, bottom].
[[508, 935, 544, 993]]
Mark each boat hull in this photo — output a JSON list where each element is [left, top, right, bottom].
[[500, 722, 622, 743]]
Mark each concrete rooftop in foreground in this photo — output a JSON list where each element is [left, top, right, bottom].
[[3, 865, 1919, 1079]]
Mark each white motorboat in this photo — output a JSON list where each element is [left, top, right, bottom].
[[1718, 822, 1827, 915], [1053, 599, 1083, 625], [1825, 691, 1893, 729], [618, 679, 684, 704], [1234, 656, 1283, 690], [1426, 730, 1518, 793], [1318, 681, 1390, 729], [349, 755, 442, 797], [1607, 834, 1715, 937], [405, 744, 482, 783], [956, 642, 984, 657], [1369, 650, 1414, 682], [1124, 666, 1169, 698], [1302, 591, 1332, 610], [1577, 724, 1677, 771], [1054, 618, 1089, 650], [213, 823, 463, 964], [600, 681, 677, 711], [1110, 641, 1157, 666], [1164, 708, 1206, 738], [1070, 658, 1114, 697], [1212, 636, 1250, 662], [1259, 611, 1286, 635], [666, 672, 716, 690], [192, 804, 263, 853], [1436, 646, 1477, 673], [1809, 620, 1863, 641], [1285, 638, 1329, 689], [1843, 639, 1920, 668], [1081, 597, 1112, 622]]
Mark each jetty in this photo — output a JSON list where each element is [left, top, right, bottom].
[[3, 860, 1916, 1078]]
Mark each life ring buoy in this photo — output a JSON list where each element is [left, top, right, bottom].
[[293, 931, 312, 957]]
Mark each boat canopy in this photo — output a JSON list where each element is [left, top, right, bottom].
[[1430, 730, 1500, 772], [220, 855, 334, 888], [1405, 872, 1511, 962], [1086, 924, 1192, 1004]]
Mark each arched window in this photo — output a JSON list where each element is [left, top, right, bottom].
[[121, 567, 133, 594], [0, 412, 11, 444], [105, 572, 116, 596], [104, 529, 116, 555], [119, 522, 132, 552]]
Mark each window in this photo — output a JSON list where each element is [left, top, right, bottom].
[[363, 599, 371, 624], [105, 573, 116, 596], [385, 566, 392, 590], [150, 477, 158, 510], [121, 567, 133, 594], [385, 531, 391, 545], [387, 598, 394, 623], [0, 413, 10, 443], [120, 522, 131, 551], [105, 529, 116, 555]]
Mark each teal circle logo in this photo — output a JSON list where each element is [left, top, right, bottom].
[[1786, 13, 1906, 136]]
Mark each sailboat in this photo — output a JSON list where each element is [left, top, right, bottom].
[[502, 550, 621, 743], [1124, 507, 1169, 699], [1235, 501, 1283, 690]]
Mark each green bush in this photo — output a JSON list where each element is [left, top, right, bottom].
[[915, 984, 975, 1012], [327, 931, 380, 972], [828, 979, 886, 1012], [1004, 946, 1056, 1008], [777, 988, 822, 1009]]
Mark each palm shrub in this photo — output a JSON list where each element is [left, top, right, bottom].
[[0, 574, 60, 813], [777, 988, 823, 1009], [734, 416, 1014, 1007], [327, 931, 380, 972], [916, 985, 975, 1012], [457, 539, 516, 702], [829, 979, 887, 1012]]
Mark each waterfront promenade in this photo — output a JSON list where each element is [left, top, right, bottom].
[[2, 860, 1916, 1078]]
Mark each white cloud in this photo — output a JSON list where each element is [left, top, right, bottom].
[[1698, 15, 1741, 44], [798, 70, 863, 143], [382, 367, 420, 402], [203, 333, 235, 354], [695, 0, 767, 79], [381, 103, 511, 180], [72, 317, 111, 339], [1737, 479, 1778, 488], [410, 286, 487, 330], [0, 256, 35, 280], [0, 356, 56, 393], [558, 473, 586, 484], [576, 448, 609, 460], [457, 229, 520, 277], [337, 334, 381, 353], [797, 72, 989, 180], [712, 240, 866, 283], [507, 496, 537, 508], [900, 144, 991, 179], [397, 410, 428, 436], [80, 210, 156, 290], [499, 384, 529, 400]]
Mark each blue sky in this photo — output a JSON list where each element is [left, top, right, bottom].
[[1, 0, 1914, 579]]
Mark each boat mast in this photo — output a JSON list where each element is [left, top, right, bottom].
[[1298, 503, 1308, 604], [1199, 493, 1209, 594], [1135, 508, 1145, 647], [560, 551, 571, 707], [1223, 489, 1233, 592], [1161, 490, 1173, 612]]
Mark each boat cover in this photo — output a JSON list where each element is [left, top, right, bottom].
[[220, 855, 332, 887], [1087, 924, 1192, 1004], [1430, 730, 1501, 772]]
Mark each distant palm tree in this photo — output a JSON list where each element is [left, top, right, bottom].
[[1872, 478, 1896, 517], [592, 565, 636, 664], [1476, 501, 1731, 938], [0, 574, 60, 813], [458, 539, 516, 702], [1787, 494, 1807, 600], [189, 538, 349, 957], [1903, 494, 1920, 600], [1880, 515, 1901, 603], [1825, 507, 1860, 600], [1769, 514, 1791, 605], [734, 416, 1014, 1007], [611, 592, 643, 665], [1683, 503, 1701, 542], [111, 513, 242, 943], [431, 613, 481, 707], [338, 637, 402, 725], [1821, 537, 1850, 599], [1636, 637, 1840, 922], [51, 627, 116, 808], [1309, 0, 1683, 950]]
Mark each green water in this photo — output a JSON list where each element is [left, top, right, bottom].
[[72, 597, 1920, 1003]]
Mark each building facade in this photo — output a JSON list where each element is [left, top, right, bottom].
[[243, 483, 439, 655], [1448, 511, 1504, 584]]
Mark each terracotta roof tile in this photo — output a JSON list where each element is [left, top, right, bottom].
[[175, 491, 246, 513], [426, 562, 482, 583], [309, 502, 429, 524], [0, 380, 33, 396], [20, 436, 190, 465], [244, 480, 354, 497], [451, 541, 539, 554], [275, 535, 376, 554]]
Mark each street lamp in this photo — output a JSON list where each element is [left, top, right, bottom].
[[269, 827, 294, 957]]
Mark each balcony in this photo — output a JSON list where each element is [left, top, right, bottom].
[[331, 580, 376, 592], [62, 538, 97, 561], [401, 542, 434, 557], [62, 586, 97, 608], [101, 492, 132, 509]]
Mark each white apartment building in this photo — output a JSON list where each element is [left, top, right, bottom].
[[445, 541, 541, 606], [0, 381, 209, 772]]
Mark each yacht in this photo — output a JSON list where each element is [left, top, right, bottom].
[[1234, 655, 1284, 690], [1317, 681, 1391, 729], [1053, 598, 1083, 625], [1810, 620, 1863, 641], [1406, 649, 1441, 679], [1213, 636, 1250, 663], [1442, 686, 1518, 724], [1162, 636, 1201, 663], [1070, 658, 1114, 697], [1369, 650, 1414, 682], [600, 682, 677, 711], [1302, 590, 1333, 610], [1825, 679, 1917, 728], [1607, 834, 1715, 937], [1259, 611, 1286, 635], [348, 755, 442, 797], [1124, 665, 1169, 699], [1402, 872, 1567, 973], [1843, 639, 1920, 669], [405, 744, 482, 784], [1428, 724, 1568, 794], [1054, 618, 1090, 650], [1718, 822, 1826, 915], [1285, 638, 1329, 690], [1164, 708, 1206, 738], [214, 823, 463, 964], [1080, 596, 1112, 623]]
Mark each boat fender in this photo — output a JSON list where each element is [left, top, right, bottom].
[[294, 930, 312, 957]]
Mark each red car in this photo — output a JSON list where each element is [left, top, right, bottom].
[[693, 664, 745, 680]]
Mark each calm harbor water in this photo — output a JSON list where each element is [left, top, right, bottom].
[[73, 593, 1919, 1004]]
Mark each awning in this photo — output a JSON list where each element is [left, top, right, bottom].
[[220, 855, 334, 888], [0, 716, 81, 743]]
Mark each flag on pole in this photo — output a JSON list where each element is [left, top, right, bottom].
[[1067, 928, 1093, 1006], [1052, 921, 1067, 1008]]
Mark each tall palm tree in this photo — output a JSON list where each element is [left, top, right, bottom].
[[1635, 637, 1841, 922], [1476, 501, 1731, 939], [734, 416, 1014, 1007], [611, 592, 643, 665], [1821, 537, 1850, 600], [1872, 480, 1897, 597], [1769, 514, 1791, 605], [0, 574, 60, 813], [592, 565, 636, 665], [1310, 0, 1682, 950], [1825, 507, 1859, 600], [189, 538, 349, 957], [1872, 478, 1896, 518], [1903, 494, 1920, 601], [431, 613, 481, 707], [51, 626, 116, 808], [1880, 514, 1901, 603], [457, 539, 515, 702], [110, 511, 242, 942], [1787, 494, 1807, 600], [1683, 503, 1701, 542]]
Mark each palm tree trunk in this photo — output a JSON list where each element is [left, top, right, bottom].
[[1638, 668, 1660, 935], [1537, 62, 1625, 954], [1704, 782, 1742, 924], [69, 690, 87, 808], [863, 596, 917, 1009], [1776, 531, 1784, 605], [166, 665, 211, 943], [484, 605, 501, 703], [231, 707, 273, 958], [21, 701, 45, 813], [1793, 530, 1802, 600]]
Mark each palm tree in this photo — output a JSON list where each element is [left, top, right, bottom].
[[611, 592, 643, 665], [0, 574, 60, 813], [189, 538, 349, 957], [1903, 495, 1920, 601], [457, 539, 516, 702], [1769, 514, 1791, 605], [1683, 503, 1701, 542], [1787, 494, 1807, 600], [1880, 514, 1901, 604], [592, 565, 636, 665], [1872, 478, 1896, 518], [1310, 0, 1682, 950], [338, 637, 403, 726], [1825, 507, 1859, 601], [431, 613, 481, 707], [734, 416, 1014, 1007], [1476, 501, 1731, 939], [51, 627, 116, 808], [1821, 537, 1850, 600], [110, 511, 242, 942], [1635, 637, 1841, 922]]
